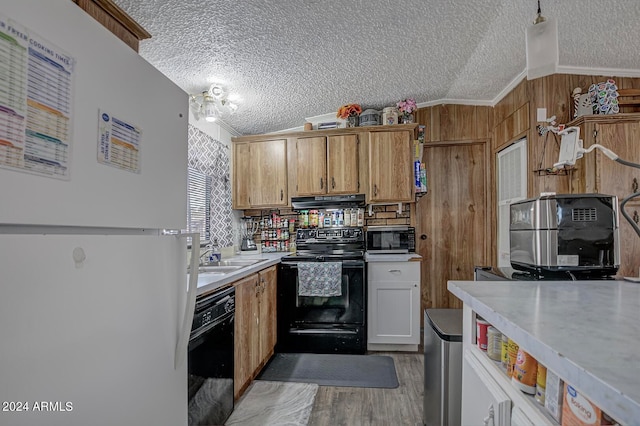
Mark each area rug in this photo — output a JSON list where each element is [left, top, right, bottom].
[[225, 381, 318, 426], [256, 353, 399, 389]]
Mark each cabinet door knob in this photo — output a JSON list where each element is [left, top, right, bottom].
[[280, 189, 284, 201], [388, 269, 401, 273], [633, 178, 639, 193], [320, 177, 324, 189], [483, 404, 495, 426], [374, 184, 378, 196], [420, 234, 427, 240], [332, 177, 336, 189]]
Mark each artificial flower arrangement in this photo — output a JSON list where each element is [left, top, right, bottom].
[[396, 98, 417, 117], [337, 103, 362, 119]]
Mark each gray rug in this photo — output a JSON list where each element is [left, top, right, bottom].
[[225, 381, 317, 426], [257, 353, 399, 388]]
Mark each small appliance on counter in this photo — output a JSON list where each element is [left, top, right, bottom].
[[240, 218, 258, 252], [366, 225, 415, 253], [510, 193, 620, 279]]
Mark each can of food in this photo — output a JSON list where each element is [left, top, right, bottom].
[[486, 326, 502, 361], [511, 348, 538, 394], [535, 364, 547, 405], [501, 334, 509, 369], [476, 318, 490, 351], [506, 338, 519, 377]]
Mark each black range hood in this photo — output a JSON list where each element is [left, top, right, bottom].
[[291, 194, 366, 210]]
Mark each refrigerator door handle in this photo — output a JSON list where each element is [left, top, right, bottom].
[[174, 232, 200, 370]]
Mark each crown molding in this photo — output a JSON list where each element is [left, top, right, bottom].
[[556, 65, 640, 79]]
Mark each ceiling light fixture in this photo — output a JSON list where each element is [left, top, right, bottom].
[[189, 85, 238, 122], [525, 0, 558, 80]]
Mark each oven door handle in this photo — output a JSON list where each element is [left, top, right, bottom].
[[175, 232, 199, 370]]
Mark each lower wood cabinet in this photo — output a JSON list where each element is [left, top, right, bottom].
[[367, 261, 420, 351], [233, 265, 277, 399]]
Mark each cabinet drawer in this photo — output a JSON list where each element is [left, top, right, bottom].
[[368, 261, 420, 282]]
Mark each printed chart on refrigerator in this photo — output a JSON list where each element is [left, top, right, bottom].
[[0, 13, 74, 180]]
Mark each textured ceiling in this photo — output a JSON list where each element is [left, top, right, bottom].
[[113, 0, 640, 135]]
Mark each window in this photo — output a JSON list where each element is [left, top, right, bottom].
[[187, 125, 233, 248], [187, 168, 211, 244]]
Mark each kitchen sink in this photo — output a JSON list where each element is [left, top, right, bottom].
[[198, 265, 242, 273], [197, 258, 268, 274], [203, 259, 268, 267]]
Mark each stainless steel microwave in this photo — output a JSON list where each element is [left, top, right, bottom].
[[366, 226, 415, 253]]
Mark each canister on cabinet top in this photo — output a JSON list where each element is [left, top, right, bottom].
[[382, 107, 398, 125]]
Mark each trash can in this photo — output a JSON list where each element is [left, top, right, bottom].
[[423, 308, 463, 426]]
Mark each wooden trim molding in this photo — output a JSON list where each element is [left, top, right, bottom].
[[72, 0, 151, 51]]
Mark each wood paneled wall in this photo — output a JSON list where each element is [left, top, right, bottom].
[[493, 74, 640, 202], [490, 73, 640, 266]]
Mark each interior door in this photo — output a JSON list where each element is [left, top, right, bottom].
[[417, 141, 489, 309]]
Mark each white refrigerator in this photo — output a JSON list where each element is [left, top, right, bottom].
[[0, 1, 197, 425]]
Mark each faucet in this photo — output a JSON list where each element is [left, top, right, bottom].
[[198, 239, 221, 265]]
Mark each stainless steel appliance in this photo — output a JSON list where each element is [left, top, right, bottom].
[[423, 309, 463, 426], [188, 286, 235, 425], [277, 226, 366, 354], [510, 194, 620, 278], [366, 225, 416, 253]]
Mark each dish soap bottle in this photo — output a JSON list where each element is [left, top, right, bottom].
[[209, 238, 221, 262]]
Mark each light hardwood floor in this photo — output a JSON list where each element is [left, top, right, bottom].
[[307, 352, 424, 426]]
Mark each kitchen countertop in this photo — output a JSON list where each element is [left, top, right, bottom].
[[447, 279, 640, 425], [191, 252, 290, 296]]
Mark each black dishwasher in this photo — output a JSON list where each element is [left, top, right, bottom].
[[188, 286, 235, 426]]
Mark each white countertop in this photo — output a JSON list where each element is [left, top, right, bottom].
[[191, 252, 289, 296], [447, 279, 640, 425]]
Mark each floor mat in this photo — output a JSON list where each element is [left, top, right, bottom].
[[256, 353, 399, 388], [225, 381, 317, 426]]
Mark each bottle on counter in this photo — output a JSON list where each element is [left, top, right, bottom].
[[318, 211, 325, 228], [309, 210, 319, 228], [344, 208, 351, 226], [357, 208, 364, 226], [350, 209, 357, 226]]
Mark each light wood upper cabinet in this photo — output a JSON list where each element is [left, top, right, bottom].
[[295, 134, 359, 195], [368, 130, 414, 202], [569, 114, 640, 277], [296, 136, 327, 195], [232, 139, 288, 209], [328, 134, 360, 194]]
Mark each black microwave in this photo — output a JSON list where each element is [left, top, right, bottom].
[[365, 226, 415, 253]]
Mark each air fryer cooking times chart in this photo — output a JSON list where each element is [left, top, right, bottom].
[[0, 13, 74, 180]]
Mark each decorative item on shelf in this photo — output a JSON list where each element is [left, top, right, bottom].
[[587, 79, 620, 115], [382, 107, 398, 125], [359, 109, 381, 126], [189, 84, 238, 122], [572, 87, 592, 118], [396, 98, 417, 124], [337, 103, 362, 127]]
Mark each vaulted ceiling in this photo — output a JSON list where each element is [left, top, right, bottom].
[[113, 0, 640, 135]]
